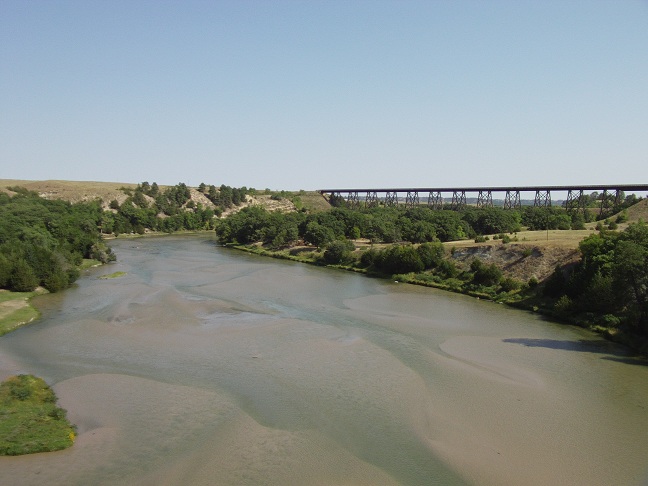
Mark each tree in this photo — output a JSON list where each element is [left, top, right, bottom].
[[304, 222, 335, 248], [613, 225, 648, 335], [9, 259, 39, 292]]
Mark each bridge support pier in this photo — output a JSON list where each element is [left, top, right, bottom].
[[504, 190, 521, 210], [365, 191, 379, 208], [405, 191, 419, 208], [477, 190, 493, 208], [565, 189, 585, 214], [347, 191, 360, 209], [427, 191, 443, 210], [451, 190, 466, 210], [534, 190, 551, 208], [385, 191, 398, 206], [599, 189, 623, 216]]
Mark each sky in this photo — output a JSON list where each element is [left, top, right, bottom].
[[1, 1, 647, 191]]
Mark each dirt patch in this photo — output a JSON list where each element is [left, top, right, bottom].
[[449, 243, 580, 282], [0, 298, 28, 321]]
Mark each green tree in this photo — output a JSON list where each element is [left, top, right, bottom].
[[9, 259, 39, 292]]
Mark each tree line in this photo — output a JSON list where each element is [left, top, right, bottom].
[[214, 204, 605, 248]]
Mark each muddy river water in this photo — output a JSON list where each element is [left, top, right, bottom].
[[0, 235, 647, 485]]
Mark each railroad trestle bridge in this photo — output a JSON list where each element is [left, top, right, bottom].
[[319, 185, 648, 214]]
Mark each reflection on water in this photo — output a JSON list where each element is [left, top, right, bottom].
[[0, 235, 647, 486]]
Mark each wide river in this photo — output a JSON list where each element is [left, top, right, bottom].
[[0, 235, 647, 485]]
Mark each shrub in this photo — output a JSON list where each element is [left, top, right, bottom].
[[375, 245, 425, 274], [554, 295, 573, 313], [500, 277, 521, 292], [470, 258, 503, 286], [323, 239, 355, 264], [437, 259, 459, 278], [359, 248, 378, 268], [416, 242, 445, 269], [616, 211, 628, 224]]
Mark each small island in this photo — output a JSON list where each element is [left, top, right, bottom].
[[0, 374, 76, 455]]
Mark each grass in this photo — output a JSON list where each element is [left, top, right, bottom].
[[0, 374, 76, 455], [98, 271, 126, 279], [80, 258, 103, 270], [0, 291, 42, 337]]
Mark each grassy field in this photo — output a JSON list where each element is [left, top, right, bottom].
[[0, 291, 42, 337], [0, 374, 75, 455]]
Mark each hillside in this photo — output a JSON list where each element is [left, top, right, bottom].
[[0, 179, 313, 214]]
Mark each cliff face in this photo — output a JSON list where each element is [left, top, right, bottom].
[[450, 243, 580, 283]]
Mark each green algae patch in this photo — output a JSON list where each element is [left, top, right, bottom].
[[0, 374, 76, 455], [99, 271, 126, 279]]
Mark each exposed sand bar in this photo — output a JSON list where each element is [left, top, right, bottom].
[[0, 235, 646, 485]]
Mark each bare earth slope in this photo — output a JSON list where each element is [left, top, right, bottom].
[[0, 179, 306, 213], [0, 179, 137, 208]]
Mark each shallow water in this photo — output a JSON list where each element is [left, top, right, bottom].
[[0, 235, 647, 485]]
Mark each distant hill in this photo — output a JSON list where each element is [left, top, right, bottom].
[[0, 179, 332, 214]]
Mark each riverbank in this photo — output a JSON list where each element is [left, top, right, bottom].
[[0, 290, 44, 338], [224, 241, 648, 355]]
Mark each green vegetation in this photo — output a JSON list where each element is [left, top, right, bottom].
[[0, 187, 115, 293], [215, 201, 648, 352], [105, 182, 249, 235], [0, 374, 76, 455], [0, 291, 41, 337], [539, 222, 648, 347], [99, 271, 126, 279]]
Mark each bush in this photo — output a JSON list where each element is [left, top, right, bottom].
[[375, 245, 425, 274], [500, 277, 521, 292], [571, 213, 586, 230], [359, 248, 378, 268], [470, 258, 503, 286], [554, 294, 573, 313], [437, 259, 459, 278], [323, 239, 354, 264], [416, 242, 445, 269]]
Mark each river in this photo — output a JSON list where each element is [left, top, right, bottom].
[[0, 234, 647, 485]]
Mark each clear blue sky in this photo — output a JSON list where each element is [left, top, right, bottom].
[[2, 1, 647, 190]]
